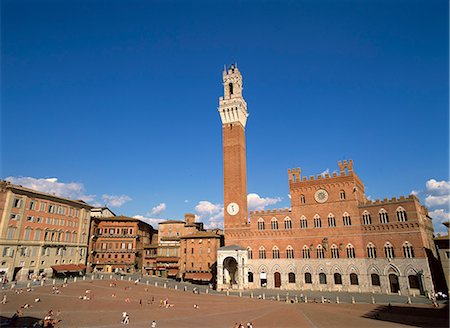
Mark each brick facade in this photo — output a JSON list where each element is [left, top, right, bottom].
[[180, 230, 223, 283], [88, 216, 154, 274], [217, 66, 437, 295]]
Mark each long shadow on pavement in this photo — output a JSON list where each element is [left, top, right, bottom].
[[1, 315, 42, 327], [362, 303, 449, 328]]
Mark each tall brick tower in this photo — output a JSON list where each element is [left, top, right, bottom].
[[219, 64, 249, 238]]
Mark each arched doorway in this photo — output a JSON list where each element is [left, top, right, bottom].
[[389, 274, 400, 293], [223, 257, 238, 288], [274, 272, 281, 288]]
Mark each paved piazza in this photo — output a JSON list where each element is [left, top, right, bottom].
[[1, 280, 448, 327]]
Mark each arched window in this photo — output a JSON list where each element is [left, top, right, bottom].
[[316, 245, 325, 259], [331, 244, 339, 258], [259, 246, 266, 259], [72, 232, 78, 243], [343, 212, 352, 226], [328, 214, 336, 227], [304, 272, 312, 284], [300, 216, 308, 229], [257, 218, 265, 230], [302, 245, 310, 259], [272, 246, 280, 259], [371, 273, 381, 286], [247, 247, 253, 259], [248, 272, 254, 283], [286, 246, 294, 259], [284, 217, 292, 230], [334, 273, 342, 285], [339, 190, 346, 200], [300, 195, 306, 204], [319, 273, 327, 284], [346, 244, 356, 258], [7, 226, 16, 240], [384, 242, 395, 259], [379, 209, 389, 224], [350, 273, 359, 285], [402, 242, 415, 258], [23, 227, 32, 240], [65, 231, 70, 242], [396, 207, 408, 222], [408, 275, 420, 289], [367, 243, 377, 258], [271, 218, 279, 230], [34, 229, 41, 241], [288, 272, 296, 283], [313, 215, 321, 228], [362, 211, 372, 225]]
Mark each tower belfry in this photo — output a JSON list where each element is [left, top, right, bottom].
[[219, 64, 249, 236]]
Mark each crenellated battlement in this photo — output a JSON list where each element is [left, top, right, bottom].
[[288, 168, 301, 182], [289, 160, 355, 184], [364, 194, 418, 206], [338, 159, 353, 174], [250, 208, 291, 215]]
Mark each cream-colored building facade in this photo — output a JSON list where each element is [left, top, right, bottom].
[[0, 181, 92, 281]]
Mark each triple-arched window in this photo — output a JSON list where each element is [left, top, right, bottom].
[[331, 244, 339, 258], [313, 215, 322, 228], [300, 216, 308, 229], [259, 246, 266, 259], [379, 209, 389, 224], [328, 213, 336, 227], [396, 207, 408, 222], [384, 242, 395, 259], [367, 243, 377, 258], [272, 246, 280, 259], [346, 244, 356, 258], [257, 218, 265, 230], [302, 245, 310, 259], [402, 241, 414, 258], [271, 218, 279, 230], [284, 217, 292, 230], [343, 212, 352, 226], [286, 245, 294, 259], [316, 244, 325, 259], [362, 211, 372, 225]]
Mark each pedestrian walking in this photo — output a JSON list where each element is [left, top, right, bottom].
[[151, 320, 157, 328]]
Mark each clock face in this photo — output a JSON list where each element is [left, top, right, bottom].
[[314, 189, 329, 203], [226, 202, 240, 216]]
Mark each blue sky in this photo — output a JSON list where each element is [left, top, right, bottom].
[[2, 0, 449, 232]]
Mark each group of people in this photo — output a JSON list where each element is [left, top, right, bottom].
[[233, 322, 253, 328]]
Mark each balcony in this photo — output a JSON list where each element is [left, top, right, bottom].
[[94, 249, 138, 253], [95, 234, 139, 239]]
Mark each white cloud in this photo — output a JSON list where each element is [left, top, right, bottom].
[[425, 195, 450, 208], [247, 193, 281, 211], [194, 200, 224, 229], [429, 209, 450, 233], [132, 215, 165, 228], [101, 194, 132, 207], [426, 179, 450, 195], [195, 201, 222, 215], [150, 203, 166, 216], [411, 178, 449, 233], [5, 176, 96, 203]]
